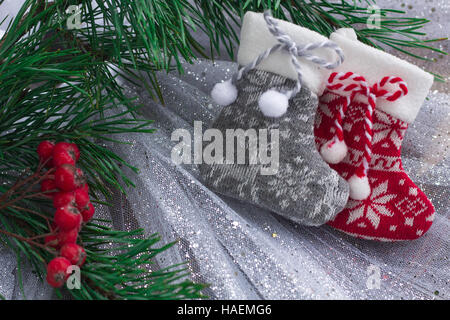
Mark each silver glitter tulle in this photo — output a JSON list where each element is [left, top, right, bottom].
[[110, 59, 450, 300], [0, 0, 448, 300]]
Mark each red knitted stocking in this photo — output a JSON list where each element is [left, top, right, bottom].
[[314, 72, 435, 241]]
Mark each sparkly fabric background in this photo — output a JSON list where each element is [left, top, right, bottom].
[[0, 0, 448, 300]]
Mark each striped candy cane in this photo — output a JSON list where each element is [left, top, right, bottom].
[[320, 72, 368, 165], [320, 72, 408, 200]]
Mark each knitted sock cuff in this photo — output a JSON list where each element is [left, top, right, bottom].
[[237, 11, 338, 95], [330, 28, 434, 124]]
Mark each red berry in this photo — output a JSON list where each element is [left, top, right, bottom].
[[60, 244, 86, 267], [54, 205, 82, 231], [54, 164, 85, 191], [74, 188, 89, 209], [37, 140, 55, 162], [53, 150, 76, 167], [81, 202, 95, 223], [52, 142, 79, 166], [41, 179, 57, 198], [70, 143, 80, 161], [53, 191, 75, 208], [46, 257, 71, 288], [57, 228, 79, 246], [44, 234, 59, 248]]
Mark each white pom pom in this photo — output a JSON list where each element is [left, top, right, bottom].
[[320, 139, 348, 164], [211, 79, 238, 106], [348, 175, 371, 200], [258, 89, 289, 118]]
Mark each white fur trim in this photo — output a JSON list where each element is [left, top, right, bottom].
[[348, 175, 371, 200], [211, 79, 238, 106], [258, 89, 289, 117], [330, 28, 433, 124], [238, 12, 335, 95], [320, 139, 348, 164]]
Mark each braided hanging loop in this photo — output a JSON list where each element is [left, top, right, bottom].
[[211, 10, 344, 118], [321, 72, 408, 200]]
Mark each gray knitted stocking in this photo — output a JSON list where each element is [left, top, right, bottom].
[[199, 69, 349, 226]]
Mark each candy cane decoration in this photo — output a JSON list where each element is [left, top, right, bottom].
[[320, 72, 367, 165], [321, 72, 408, 200]]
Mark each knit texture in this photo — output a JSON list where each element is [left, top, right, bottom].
[[315, 90, 435, 240], [200, 69, 349, 226]]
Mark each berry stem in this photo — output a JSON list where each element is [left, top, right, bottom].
[[10, 205, 52, 221], [27, 231, 57, 241], [0, 228, 57, 254], [0, 166, 55, 211], [0, 158, 51, 205]]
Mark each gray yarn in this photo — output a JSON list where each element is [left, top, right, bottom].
[[232, 11, 344, 100], [200, 69, 349, 226]]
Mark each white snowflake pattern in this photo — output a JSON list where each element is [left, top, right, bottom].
[[372, 111, 407, 150], [345, 180, 397, 229]]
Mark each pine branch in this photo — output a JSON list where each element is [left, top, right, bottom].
[[190, 0, 446, 81], [4, 0, 440, 98], [0, 0, 205, 299]]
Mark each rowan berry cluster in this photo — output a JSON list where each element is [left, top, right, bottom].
[[37, 141, 94, 288]]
